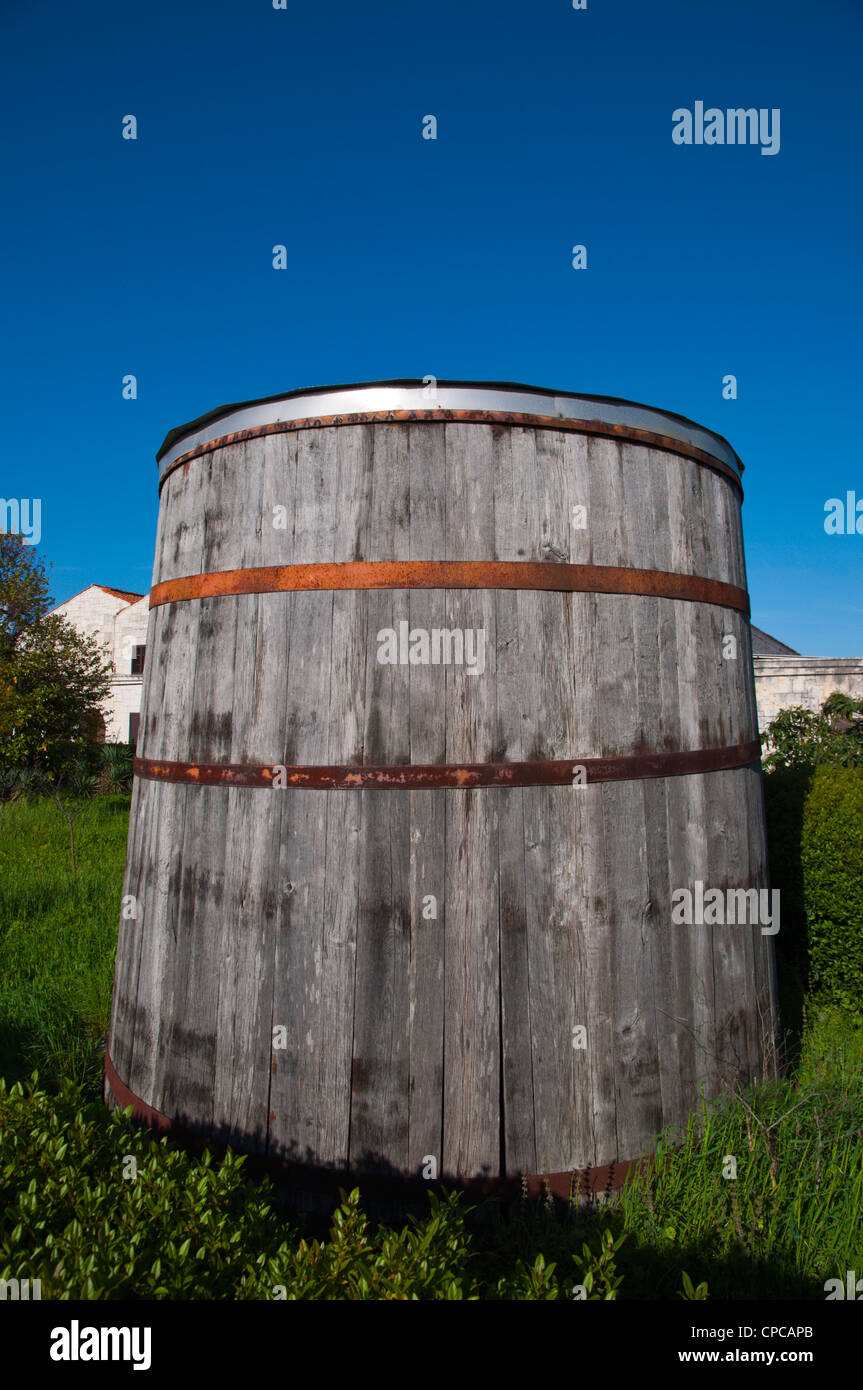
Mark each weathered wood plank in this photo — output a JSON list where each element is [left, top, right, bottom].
[[348, 790, 411, 1174], [441, 423, 500, 1179], [491, 424, 534, 1176], [347, 425, 412, 1171], [267, 425, 338, 1164], [312, 424, 373, 1166], [406, 423, 448, 1178]]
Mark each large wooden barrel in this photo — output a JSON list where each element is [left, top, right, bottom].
[[106, 380, 777, 1196]]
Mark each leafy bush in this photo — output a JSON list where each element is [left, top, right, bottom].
[[94, 742, 134, 794], [763, 765, 814, 1004], [762, 697, 863, 772], [763, 701, 863, 1028], [0, 766, 45, 804], [0, 743, 133, 811], [823, 691, 863, 722], [0, 617, 112, 775], [0, 1076, 295, 1299], [0, 1076, 625, 1300], [801, 767, 863, 1011]]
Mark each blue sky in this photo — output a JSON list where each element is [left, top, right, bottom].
[[2, 0, 860, 653]]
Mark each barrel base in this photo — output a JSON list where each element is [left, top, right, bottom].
[[104, 1052, 653, 1210]]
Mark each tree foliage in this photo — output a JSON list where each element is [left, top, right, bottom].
[[0, 539, 112, 773], [761, 693, 863, 772], [0, 534, 52, 657]]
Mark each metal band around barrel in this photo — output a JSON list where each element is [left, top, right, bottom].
[[104, 1050, 657, 1196], [134, 740, 762, 790], [157, 409, 743, 492], [104, 1050, 172, 1134], [150, 560, 749, 614]]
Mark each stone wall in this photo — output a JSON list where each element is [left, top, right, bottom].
[[753, 657, 863, 732]]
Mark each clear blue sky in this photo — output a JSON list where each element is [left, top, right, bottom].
[[2, 0, 860, 654]]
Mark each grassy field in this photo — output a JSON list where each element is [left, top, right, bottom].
[[0, 794, 128, 1090], [1, 793, 861, 1299]]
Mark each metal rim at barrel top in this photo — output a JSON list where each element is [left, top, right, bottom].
[[155, 378, 745, 482]]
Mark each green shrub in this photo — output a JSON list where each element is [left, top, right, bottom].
[[0, 1075, 624, 1300], [762, 706, 832, 771], [762, 697, 863, 772], [763, 765, 814, 992], [801, 767, 863, 1011], [761, 692, 861, 772], [0, 1076, 290, 1299], [94, 742, 134, 794]]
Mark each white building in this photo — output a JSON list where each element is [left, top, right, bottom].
[[49, 585, 148, 745]]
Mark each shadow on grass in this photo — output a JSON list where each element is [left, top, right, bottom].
[[0, 1017, 104, 1097], [462, 1196, 825, 1300], [247, 1176, 827, 1299]]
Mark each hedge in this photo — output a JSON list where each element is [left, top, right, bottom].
[[763, 765, 814, 992], [800, 767, 863, 1012]]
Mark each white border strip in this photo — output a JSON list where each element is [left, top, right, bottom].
[[157, 384, 742, 479]]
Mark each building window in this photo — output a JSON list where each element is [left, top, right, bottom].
[[129, 713, 141, 748], [88, 711, 107, 744], [130, 644, 146, 675]]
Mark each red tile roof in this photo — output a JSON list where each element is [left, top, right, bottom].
[[98, 585, 146, 604], [49, 583, 146, 612]]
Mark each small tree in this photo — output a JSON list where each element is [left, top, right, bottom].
[[48, 761, 98, 874], [0, 539, 112, 774], [0, 533, 52, 657]]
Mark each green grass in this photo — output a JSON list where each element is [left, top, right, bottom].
[[612, 1005, 863, 1296], [0, 794, 128, 1090], [0, 794, 861, 1299], [457, 1006, 863, 1300]]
